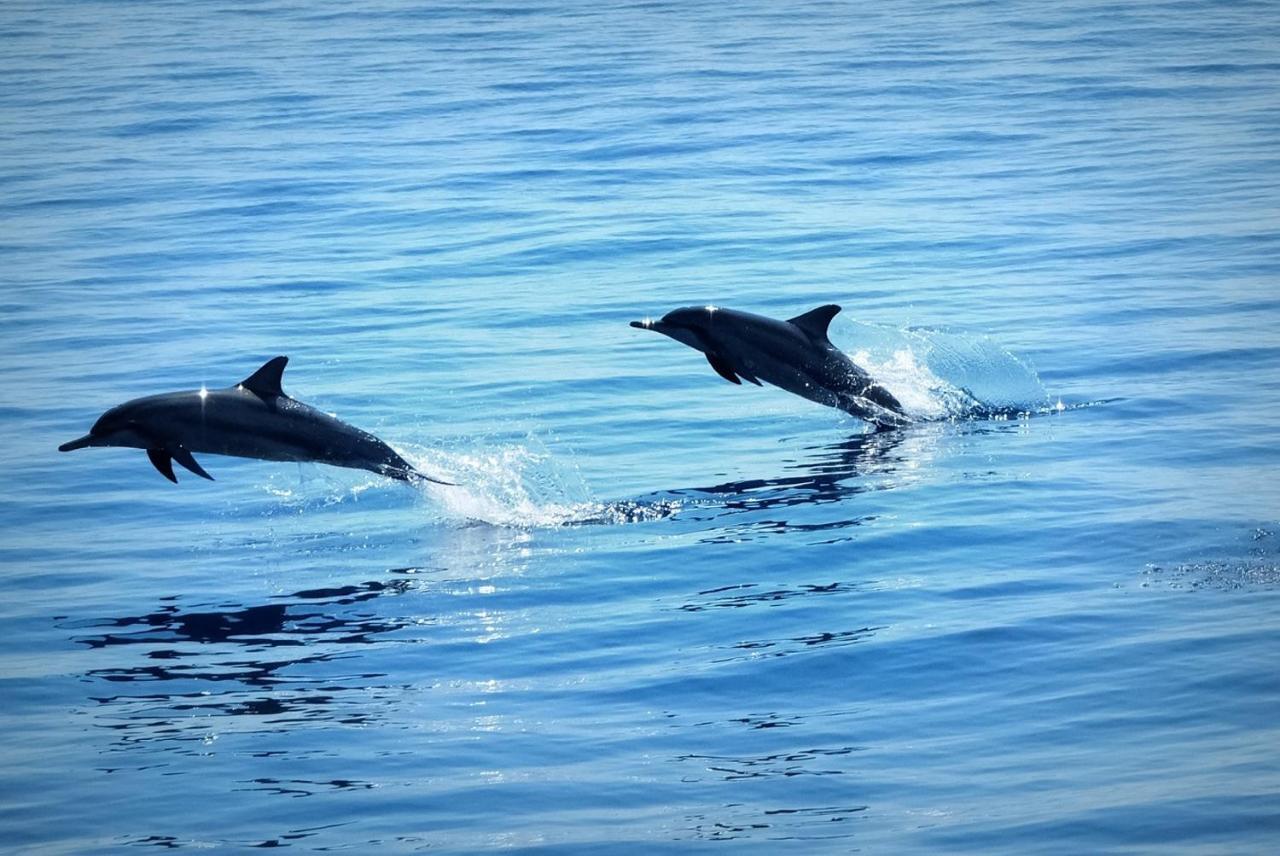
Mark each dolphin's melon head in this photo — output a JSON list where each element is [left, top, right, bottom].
[[59, 401, 152, 452], [628, 305, 718, 352]]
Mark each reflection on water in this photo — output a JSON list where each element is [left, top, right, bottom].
[[670, 706, 872, 844], [680, 581, 857, 612], [122, 823, 359, 850], [67, 576, 427, 754], [687, 803, 870, 843], [640, 421, 995, 550], [68, 521, 550, 772], [714, 626, 883, 664], [661, 428, 923, 544], [234, 777, 375, 798], [79, 579, 414, 652], [692, 429, 910, 510], [656, 437, 903, 846], [678, 744, 862, 781], [59, 421, 1031, 845]]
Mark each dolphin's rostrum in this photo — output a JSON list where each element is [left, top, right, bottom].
[[631, 304, 909, 428], [59, 356, 454, 485]]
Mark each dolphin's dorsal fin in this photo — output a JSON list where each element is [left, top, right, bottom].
[[237, 356, 288, 398], [787, 304, 842, 342]]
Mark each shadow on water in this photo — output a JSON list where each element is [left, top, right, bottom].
[[62, 575, 428, 755]]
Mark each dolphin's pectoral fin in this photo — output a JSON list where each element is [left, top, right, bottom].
[[146, 449, 178, 483], [705, 352, 742, 384], [170, 446, 214, 481], [237, 356, 289, 400]]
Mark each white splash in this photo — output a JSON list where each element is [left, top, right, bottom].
[[851, 347, 961, 420], [836, 320, 1050, 420], [405, 442, 680, 528]]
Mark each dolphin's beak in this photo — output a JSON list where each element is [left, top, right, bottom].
[[630, 318, 667, 333], [58, 434, 97, 452]]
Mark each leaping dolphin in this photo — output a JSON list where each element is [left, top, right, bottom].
[[58, 356, 455, 485], [631, 304, 909, 428]]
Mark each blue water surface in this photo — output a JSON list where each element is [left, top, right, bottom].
[[3, 0, 1280, 852]]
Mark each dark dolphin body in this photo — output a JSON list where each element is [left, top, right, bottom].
[[631, 304, 909, 428], [59, 357, 454, 485]]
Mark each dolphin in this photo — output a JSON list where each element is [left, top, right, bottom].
[[630, 304, 910, 428], [58, 356, 455, 485]]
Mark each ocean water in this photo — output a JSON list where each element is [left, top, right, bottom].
[[3, 0, 1280, 851]]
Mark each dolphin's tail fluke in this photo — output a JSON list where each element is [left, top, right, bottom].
[[382, 462, 457, 487], [839, 390, 913, 430], [408, 469, 458, 487], [864, 382, 905, 415]]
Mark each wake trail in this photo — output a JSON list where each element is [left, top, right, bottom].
[[309, 326, 1092, 527]]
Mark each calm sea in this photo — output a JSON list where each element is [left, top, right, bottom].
[[2, 0, 1279, 852]]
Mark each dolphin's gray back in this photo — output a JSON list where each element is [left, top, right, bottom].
[[701, 308, 906, 425], [710, 310, 864, 389], [128, 387, 414, 476]]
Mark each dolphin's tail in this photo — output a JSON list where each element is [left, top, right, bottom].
[[381, 462, 457, 487], [838, 388, 912, 430], [377, 443, 458, 486], [863, 382, 905, 415], [407, 469, 458, 487]]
